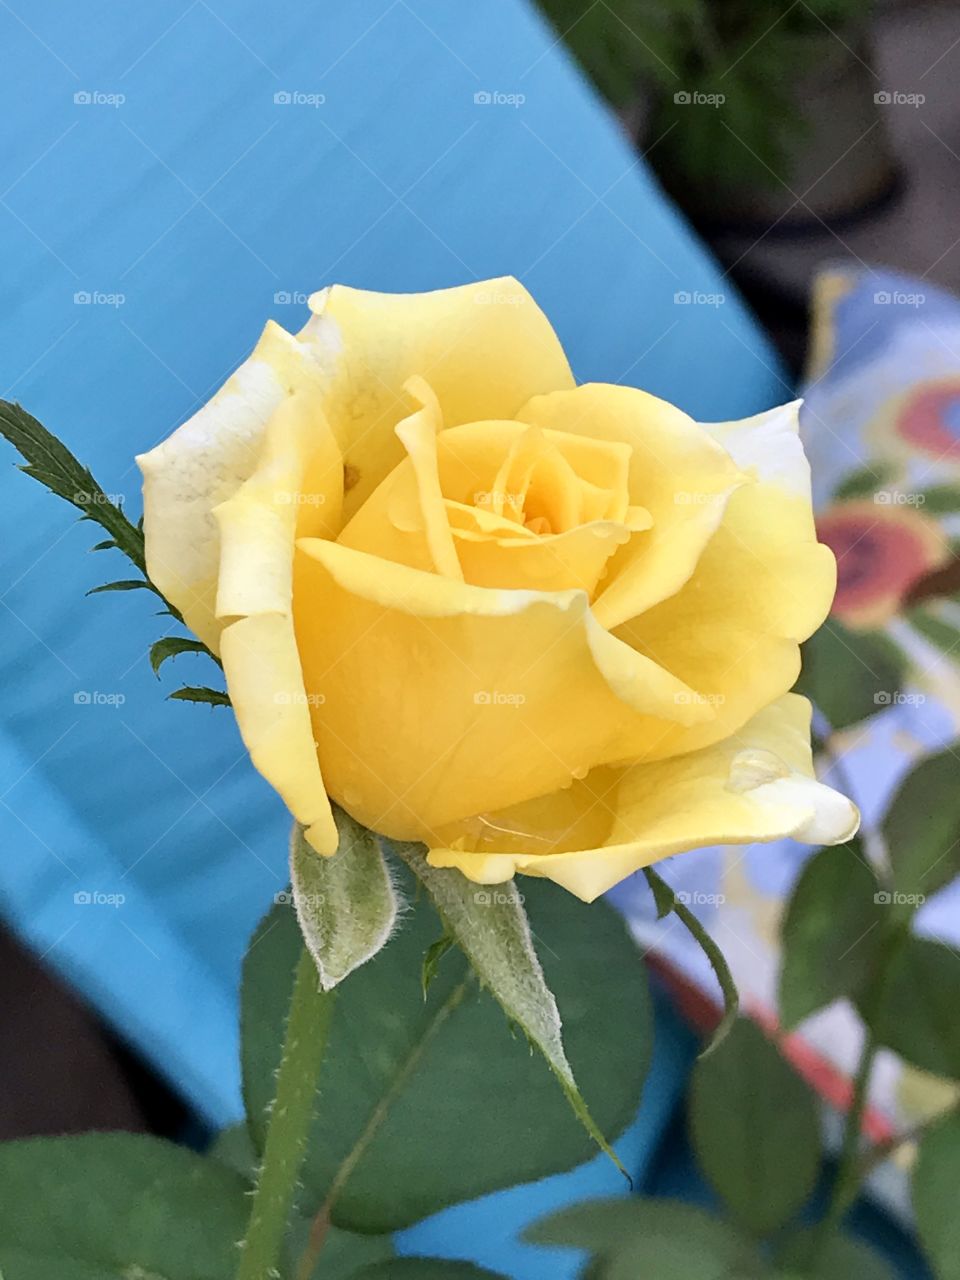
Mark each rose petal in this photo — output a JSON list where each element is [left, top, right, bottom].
[[428, 694, 860, 902]]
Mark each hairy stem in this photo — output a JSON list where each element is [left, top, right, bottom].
[[237, 947, 333, 1280]]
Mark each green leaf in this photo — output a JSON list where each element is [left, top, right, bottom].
[[208, 1123, 257, 1179], [689, 1019, 821, 1236], [87, 578, 153, 595], [644, 866, 738, 1057], [884, 748, 960, 905], [779, 840, 886, 1029], [168, 685, 231, 707], [776, 1228, 895, 1279], [870, 937, 960, 1078], [150, 635, 219, 676], [0, 398, 147, 575], [907, 608, 960, 657], [914, 1113, 960, 1280], [291, 813, 400, 991], [0, 1133, 249, 1279], [421, 931, 455, 997], [241, 868, 651, 1233], [393, 843, 625, 1174], [527, 1198, 767, 1279], [796, 621, 906, 731], [351, 1263, 507, 1279]]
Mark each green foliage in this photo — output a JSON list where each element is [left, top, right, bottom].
[[351, 1264, 507, 1279], [241, 869, 651, 1233], [528, 1197, 767, 1278], [868, 937, 960, 1079], [292, 815, 399, 990], [914, 1114, 960, 1280], [168, 685, 232, 707], [150, 635, 220, 675], [776, 1228, 895, 1279], [689, 1019, 820, 1237], [395, 843, 624, 1172], [0, 1134, 250, 1279], [0, 398, 223, 687], [779, 839, 886, 1029], [883, 748, 960, 905], [796, 620, 907, 731], [644, 865, 738, 1056], [535, 0, 873, 189]]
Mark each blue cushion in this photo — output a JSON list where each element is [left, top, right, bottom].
[[0, 0, 784, 1272]]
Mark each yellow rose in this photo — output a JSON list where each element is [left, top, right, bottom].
[[138, 278, 858, 901]]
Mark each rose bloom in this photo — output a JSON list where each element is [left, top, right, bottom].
[[138, 278, 857, 901]]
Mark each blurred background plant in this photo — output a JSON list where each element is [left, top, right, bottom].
[[536, 0, 877, 195]]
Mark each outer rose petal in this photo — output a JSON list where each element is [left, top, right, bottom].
[[516, 383, 748, 628], [428, 694, 860, 902], [215, 391, 344, 855], [292, 540, 715, 846], [615, 402, 837, 760], [300, 277, 574, 521], [138, 321, 328, 650], [138, 278, 572, 650]]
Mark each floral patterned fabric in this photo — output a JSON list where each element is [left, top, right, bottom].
[[613, 265, 960, 1219]]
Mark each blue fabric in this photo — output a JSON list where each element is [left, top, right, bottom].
[[0, 0, 785, 1272]]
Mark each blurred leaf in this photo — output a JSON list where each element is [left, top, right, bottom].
[[242, 870, 651, 1233], [0, 1134, 248, 1279], [884, 748, 960, 905], [395, 844, 624, 1174], [779, 839, 885, 1028], [907, 608, 960, 657], [796, 620, 906, 731], [870, 937, 960, 1078], [689, 1019, 821, 1236], [914, 1113, 960, 1280], [291, 814, 399, 991], [776, 1228, 895, 1279], [208, 1123, 257, 1179], [527, 1197, 767, 1278]]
